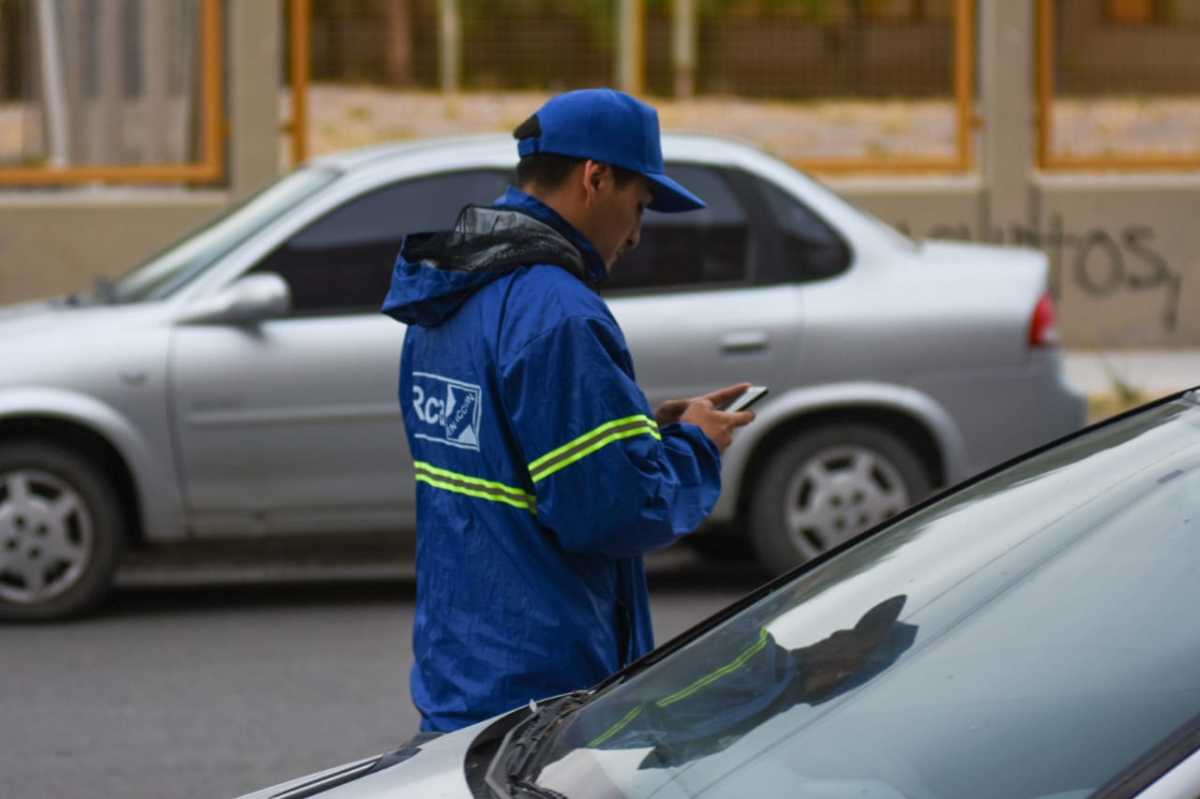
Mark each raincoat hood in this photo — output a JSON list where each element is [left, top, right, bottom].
[[381, 188, 606, 328]]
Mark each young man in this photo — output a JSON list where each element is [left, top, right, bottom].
[[382, 88, 755, 734]]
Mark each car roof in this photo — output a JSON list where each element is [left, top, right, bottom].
[[309, 132, 768, 176]]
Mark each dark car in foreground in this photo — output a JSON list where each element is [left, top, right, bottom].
[[241, 387, 1200, 798]]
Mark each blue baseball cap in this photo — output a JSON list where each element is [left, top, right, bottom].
[[516, 88, 705, 213]]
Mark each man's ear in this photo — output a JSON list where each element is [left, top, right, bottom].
[[580, 160, 609, 206]]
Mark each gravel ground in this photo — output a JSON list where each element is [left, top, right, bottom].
[[288, 87, 1200, 167], [5, 89, 1199, 168]]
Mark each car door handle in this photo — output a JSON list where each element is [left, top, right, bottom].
[[719, 331, 769, 354]]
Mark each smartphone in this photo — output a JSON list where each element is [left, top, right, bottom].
[[722, 385, 769, 412]]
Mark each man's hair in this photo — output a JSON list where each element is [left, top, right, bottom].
[[512, 114, 639, 191]]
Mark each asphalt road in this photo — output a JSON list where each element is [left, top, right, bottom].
[[0, 546, 766, 799]]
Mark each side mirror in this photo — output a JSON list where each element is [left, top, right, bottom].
[[178, 273, 291, 325]]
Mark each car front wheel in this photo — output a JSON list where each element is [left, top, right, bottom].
[[0, 441, 125, 621], [749, 424, 932, 575]]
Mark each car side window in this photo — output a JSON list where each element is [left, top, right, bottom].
[[603, 165, 751, 293], [759, 180, 851, 282], [252, 170, 510, 316]]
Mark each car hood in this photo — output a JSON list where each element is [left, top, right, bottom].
[[0, 298, 67, 336], [0, 298, 161, 343], [0, 298, 175, 390], [234, 721, 484, 799]]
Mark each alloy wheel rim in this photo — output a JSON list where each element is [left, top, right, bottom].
[[0, 469, 94, 604], [781, 445, 909, 561]]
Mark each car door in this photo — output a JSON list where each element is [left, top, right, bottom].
[[169, 169, 510, 536], [605, 164, 803, 409]]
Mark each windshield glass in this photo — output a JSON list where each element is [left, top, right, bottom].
[[537, 394, 1200, 799], [110, 167, 338, 303]]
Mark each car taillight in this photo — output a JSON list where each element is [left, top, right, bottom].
[[1029, 293, 1060, 348]]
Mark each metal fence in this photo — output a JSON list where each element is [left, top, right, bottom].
[[1038, 0, 1200, 170], [0, 0, 223, 186], [292, 0, 975, 173]]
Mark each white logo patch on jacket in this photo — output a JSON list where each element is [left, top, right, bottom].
[[411, 372, 483, 451]]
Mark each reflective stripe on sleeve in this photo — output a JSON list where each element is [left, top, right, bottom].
[[528, 414, 661, 484], [413, 461, 536, 513]]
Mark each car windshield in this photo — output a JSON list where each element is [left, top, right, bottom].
[[536, 393, 1200, 799], [108, 167, 338, 303]]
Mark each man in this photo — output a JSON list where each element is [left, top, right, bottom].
[[382, 88, 755, 734]]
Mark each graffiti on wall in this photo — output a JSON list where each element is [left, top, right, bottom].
[[895, 213, 1183, 333]]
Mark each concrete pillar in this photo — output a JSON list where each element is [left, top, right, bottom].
[[617, 0, 644, 94], [672, 0, 696, 98], [978, 0, 1036, 237], [228, 0, 282, 198], [438, 0, 461, 94]]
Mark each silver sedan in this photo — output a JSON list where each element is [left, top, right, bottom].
[[0, 134, 1084, 619]]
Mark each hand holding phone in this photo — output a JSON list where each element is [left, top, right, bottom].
[[720, 385, 769, 413], [654, 383, 761, 453]]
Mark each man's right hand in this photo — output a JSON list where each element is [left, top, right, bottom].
[[665, 383, 757, 453]]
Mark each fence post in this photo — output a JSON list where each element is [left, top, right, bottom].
[[617, 0, 644, 94], [672, 0, 696, 98], [980, 0, 1036, 235], [438, 0, 461, 94], [33, 0, 69, 167], [94, 0, 121, 165]]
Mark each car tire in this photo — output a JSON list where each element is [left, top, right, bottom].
[[749, 423, 931, 575], [0, 441, 125, 621]]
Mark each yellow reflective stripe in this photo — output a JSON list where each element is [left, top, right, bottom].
[[413, 462, 535, 513], [587, 704, 643, 748], [528, 415, 661, 483], [414, 461, 532, 502], [654, 628, 771, 709], [529, 414, 658, 473], [414, 474, 535, 512]]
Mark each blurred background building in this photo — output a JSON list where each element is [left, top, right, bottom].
[[0, 0, 1197, 346]]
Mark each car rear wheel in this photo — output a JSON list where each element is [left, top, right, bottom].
[[749, 424, 931, 575], [0, 442, 125, 621]]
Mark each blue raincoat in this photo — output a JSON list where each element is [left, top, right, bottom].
[[382, 188, 722, 732]]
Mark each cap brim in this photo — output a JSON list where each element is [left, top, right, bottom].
[[645, 172, 706, 213]]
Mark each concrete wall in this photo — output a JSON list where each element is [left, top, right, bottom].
[[0, 193, 226, 301], [842, 174, 1200, 349]]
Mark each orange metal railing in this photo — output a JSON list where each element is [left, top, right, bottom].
[[796, 0, 975, 175], [0, 0, 225, 186], [1037, 0, 1200, 171], [285, 0, 975, 175], [286, 0, 310, 166]]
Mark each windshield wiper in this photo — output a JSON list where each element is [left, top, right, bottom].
[[485, 691, 588, 799]]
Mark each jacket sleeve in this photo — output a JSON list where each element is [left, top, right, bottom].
[[500, 314, 722, 557]]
